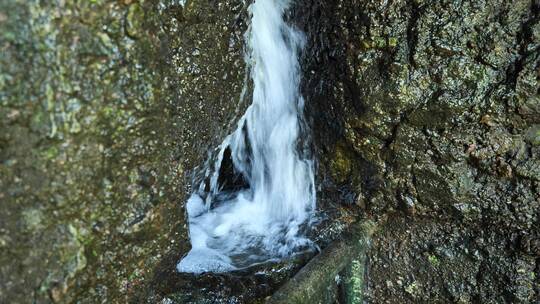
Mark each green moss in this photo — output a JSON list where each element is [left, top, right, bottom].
[[41, 146, 59, 160], [360, 36, 398, 50], [405, 281, 419, 296], [343, 259, 365, 303], [427, 254, 440, 267], [330, 142, 353, 183], [127, 3, 145, 38]]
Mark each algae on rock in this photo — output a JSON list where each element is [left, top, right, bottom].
[[296, 0, 540, 302], [0, 0, 248, 302]]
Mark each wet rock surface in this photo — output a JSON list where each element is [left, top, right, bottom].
[[2, 0, 539, 302], [295, 0, 539, 302], [0, 0, 248, 302]]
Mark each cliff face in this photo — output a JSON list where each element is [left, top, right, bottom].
[[0, 0, 248, 302], [296, 0, 539, 302], [2, 0, 539, 303]]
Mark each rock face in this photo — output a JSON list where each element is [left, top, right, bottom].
[[2, 0, 539, 303], [295, 0, 539, 302], [0, 0, 248, 302]]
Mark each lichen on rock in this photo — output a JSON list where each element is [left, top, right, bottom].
[[296, 0, 540, 302], [0, 0, 249, 302]]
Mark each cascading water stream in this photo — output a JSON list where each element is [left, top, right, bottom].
[[177, 0, 315, 273]]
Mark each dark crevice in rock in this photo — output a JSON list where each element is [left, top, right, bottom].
[[504, 1, 540, 89], [216, 146, 250, 193], [405, 0, 423, 68], [382, 113, 406, 150]]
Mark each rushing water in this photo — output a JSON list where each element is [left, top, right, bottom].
[[177, 0, 315, 273]]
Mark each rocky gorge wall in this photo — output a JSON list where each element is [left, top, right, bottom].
[[296, 0, 539, 302], [0, 0, 249, 302], [1, 0, 539, 303]]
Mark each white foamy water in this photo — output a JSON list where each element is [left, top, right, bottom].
[[177, 0, 315, 273]]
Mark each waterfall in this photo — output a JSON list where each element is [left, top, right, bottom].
[[177, 0, 315, 274]]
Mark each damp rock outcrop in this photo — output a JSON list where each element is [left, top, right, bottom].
[[0, 0, 248, 302], [2, 0, 539, 303], [296, 0, 539, 302]]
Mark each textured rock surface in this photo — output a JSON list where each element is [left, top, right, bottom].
[[2, 0, 539, 303], [296, 0, 539, 302], [267, 221, 374, 304], [0, 0, 247, 302]]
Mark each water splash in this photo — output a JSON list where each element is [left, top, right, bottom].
[[178, 0, 315, 274]]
